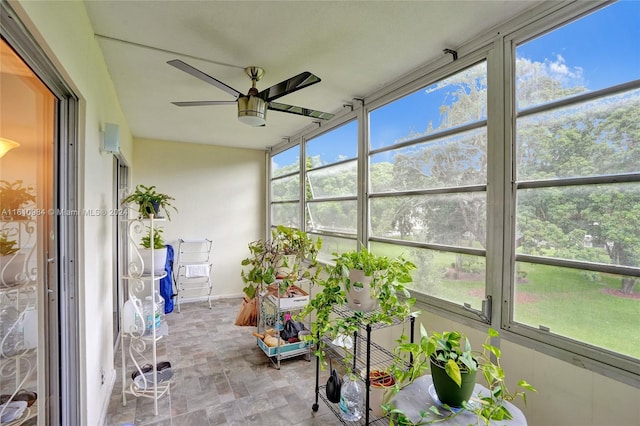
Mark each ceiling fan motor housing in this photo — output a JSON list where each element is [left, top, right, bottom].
[[237, 95, 267, 126]]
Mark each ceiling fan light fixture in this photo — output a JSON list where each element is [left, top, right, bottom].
[[237, 96, 267, 127]]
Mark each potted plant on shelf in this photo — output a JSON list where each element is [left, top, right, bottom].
[[334, 247, 415, 312], [386, 326, 536, 425], [298, 248, 416, 371], [369, 369, 396, 417], [0, 180, 36, 219], [271, 225, 321, 279], [138, 226, 166, 275], [122, 184, 177, 220], [241, 226, 322, 299]]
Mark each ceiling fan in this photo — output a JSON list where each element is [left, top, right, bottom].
[[167, 59, 334, 127]]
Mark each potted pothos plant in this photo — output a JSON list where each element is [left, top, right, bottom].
[[297, 248, 416, 374], [240, 226, 322, 299], [334, 247, 415, 312], [0, 180, 36, 219], [386, 326, 536, 425], [122, 184, 177, 220], [137, 226, 166, 275]]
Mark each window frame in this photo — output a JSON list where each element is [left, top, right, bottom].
[[365, 51, 494, 322], [501, 1, 640, 383], [268, 0, 640, 388]]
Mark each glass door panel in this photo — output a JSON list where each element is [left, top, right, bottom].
[[1, 37, 56, 426]]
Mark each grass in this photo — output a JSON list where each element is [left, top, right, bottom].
[[312, 239, 639, 358], [370, 243, 640, 359]]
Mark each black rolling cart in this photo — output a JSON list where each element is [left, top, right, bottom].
[[311, 305, 416, 425]]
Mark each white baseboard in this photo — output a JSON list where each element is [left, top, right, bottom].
[[98, 368, 116, 426], [173, 292, 244, 306]]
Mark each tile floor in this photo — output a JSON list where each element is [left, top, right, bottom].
[[105, 298, 344, 426]]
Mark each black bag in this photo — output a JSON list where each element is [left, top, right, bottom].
[[325, 358, 342, 403], [281, 319, 306, 341]]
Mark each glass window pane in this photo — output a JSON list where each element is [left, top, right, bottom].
[[271, 202, 299, 228], [516, 183, 640, 268], [516, 1, 640, 111], [370, 128, 487, 192], [271, 146, 299, 178], [370, 242, 486, 310], [370, 193, 486, 247], [307, 161, 357, 199], [369, 62, 487, 150], [316, 235, 357, 263], [271, 175, 299, 202], [514, 262, 640, 359], [516, 89, 640, 181], [307, 120, 357, 167], [306, 200, 357, 234]]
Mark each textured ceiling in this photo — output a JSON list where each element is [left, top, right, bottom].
[[85, 0, 542, 150]]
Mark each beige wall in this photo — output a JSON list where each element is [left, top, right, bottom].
[[131, 138, 265, 299]]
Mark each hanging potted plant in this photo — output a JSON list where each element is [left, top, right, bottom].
[[138, 226, 166, 275], [122, 184, 177, 220], [0, 180, 36, 220]]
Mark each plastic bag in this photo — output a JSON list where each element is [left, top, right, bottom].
[[280, 319, 306, 340]]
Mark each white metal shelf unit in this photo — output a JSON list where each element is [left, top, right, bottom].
[[119, 217, 171, 416], [173, 239, 213, 312]]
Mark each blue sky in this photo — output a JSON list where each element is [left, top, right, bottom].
[[274, 1, 639, 171]]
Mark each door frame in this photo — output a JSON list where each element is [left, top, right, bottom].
[[1, 3, 80, 425]]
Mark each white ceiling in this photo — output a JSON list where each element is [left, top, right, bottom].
[[85, 0, 542, 151]]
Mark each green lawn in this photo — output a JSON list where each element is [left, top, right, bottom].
[[316, 241, 639, 358], [370, 243, 640, 359]]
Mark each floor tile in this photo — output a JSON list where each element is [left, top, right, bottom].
[[107, 299, 347, 425]]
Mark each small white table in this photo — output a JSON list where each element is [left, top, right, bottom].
[[388, 375, 527, 425]]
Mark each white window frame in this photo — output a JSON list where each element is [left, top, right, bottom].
[[268, 0, 640, 388]]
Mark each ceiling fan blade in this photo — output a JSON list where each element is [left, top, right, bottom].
[[268, 102, 334, 120], [171, 101, 237, 107], [259, 71, 321, 102], [167, 59, 242, 98]]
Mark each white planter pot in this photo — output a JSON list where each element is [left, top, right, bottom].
[[276, 254, 297, 278], [140, 247, 167, 275], [345, 268, 379, 312]]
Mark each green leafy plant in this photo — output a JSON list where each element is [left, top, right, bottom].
[[140, 227, 165, 249], [0, 180, 36, 215], [240, 227, 322, 299], [0, 232, 19, 256], [386, 327, 536, 425], [122, 184, 177, 220], [298, 248, 416, 372], [272, 225, 321, 258]]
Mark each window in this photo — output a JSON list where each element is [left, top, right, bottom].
[[305, 121, 359, 260], [511, 1, 640, 360], [270, 145, 301, 228], [369, 62, 488, 309], [268, 0, 640, 380]]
